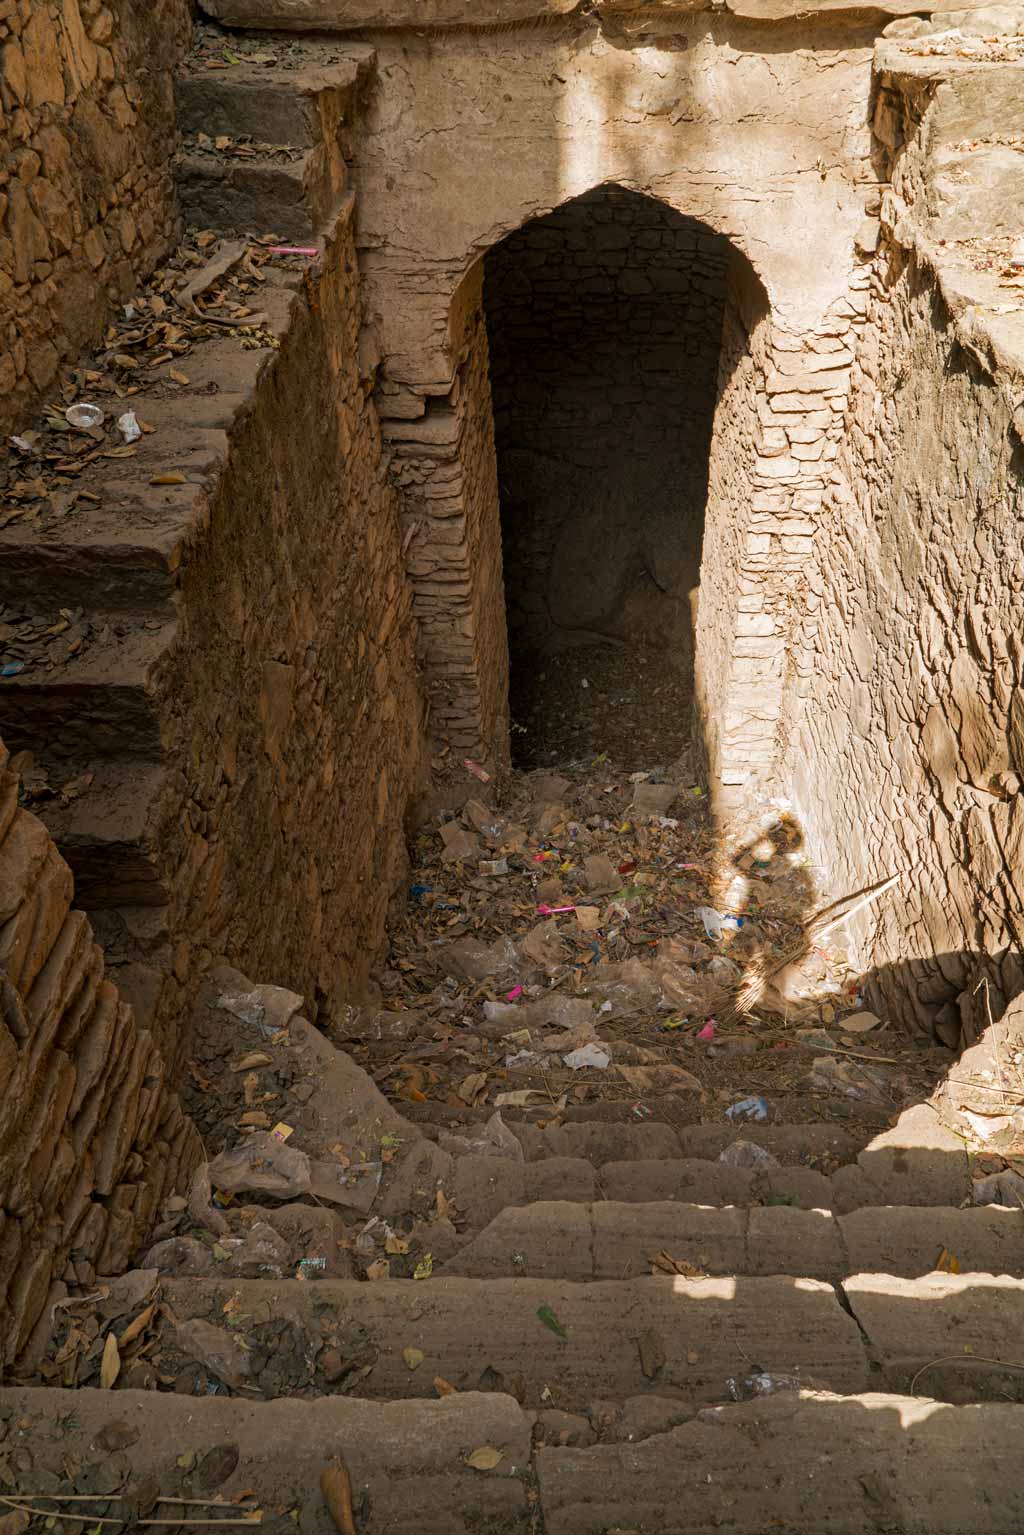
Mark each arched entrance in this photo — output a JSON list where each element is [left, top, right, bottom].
[[482, 185, 730, 767]]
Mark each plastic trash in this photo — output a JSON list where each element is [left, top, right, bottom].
[[719, 1139, 778, 1170], [117, 409, 142, 443], [563, 1042, 611, 1070], [725, 1095, 770, 1122], [696, 907, 743, 939], [439, 1110, 524, 1162], [479, 858, 509, 876], [208, 1132, 310, 1199], [65, 402, 104, 429], [1, 661, 25, 678], [218, 989, 267, 1028], [697, 1021, 716, 1041], [441, 936, 518, 982]]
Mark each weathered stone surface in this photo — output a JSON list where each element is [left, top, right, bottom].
[[199, 0, 577, 26], [0, 777, 200, 1370], [0, 0, 191, 435]]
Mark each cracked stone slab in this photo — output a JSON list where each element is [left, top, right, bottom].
[[537, 1391, 1024, 1533], [843, 1272, 1024, 1400], [157, 1274, 868, 1409], [0, 1387, 533, 1535]]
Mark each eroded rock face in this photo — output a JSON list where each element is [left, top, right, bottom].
[[792, 42, 1024, 1034], [0, 742, 201, 1371]]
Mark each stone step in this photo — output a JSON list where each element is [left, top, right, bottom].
[[175, 53, 370, 147], [0, 1386, 533, 1535], [843, 1270, 1024, 1401], [154, 1273, 869, 1409], [0, 299, 296, 616], [32, 759, 167, 908], [3, 1384, 1024, 1534], [0, 620, 175, 767], [397, 1105, 974, 1212], [537, 1390, 1024, 1534], [177, 151, 316, 243], [439, 1199, 1024, 1281]]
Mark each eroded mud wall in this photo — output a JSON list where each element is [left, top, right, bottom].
[[0, 739, 200, 1370], [791, 49, 1024, 1035], [0, 0, 191, 434], [153, 208, 429, 1034], [795, 242, 1024, 1035]]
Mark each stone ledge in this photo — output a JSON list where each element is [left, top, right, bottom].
[[198, 0, 1003, 27]]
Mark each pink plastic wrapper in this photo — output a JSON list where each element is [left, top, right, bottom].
[[697, 1021, 716, 1041], [506, 985, 523, 1002]]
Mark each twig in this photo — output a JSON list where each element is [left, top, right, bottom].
[[1, 1500, 260, 1528], [947, 1077, 1024, 1098], [2, 1497, 257, 1509], [794, 1040, 900, 1065], [910, 1354, 1024, 1393], [50, 1288, 108, 1322]]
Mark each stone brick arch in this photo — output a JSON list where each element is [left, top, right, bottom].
[[376, 166, 854, 797]]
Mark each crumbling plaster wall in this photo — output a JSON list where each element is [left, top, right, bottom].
[[0, 737, 200, 1371], [792, 45, 1024, 1035], [353, 16, 878, 782], [0, 0, 191, 435]]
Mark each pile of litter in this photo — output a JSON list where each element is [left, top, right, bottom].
[[337, 762, 947, 1137]]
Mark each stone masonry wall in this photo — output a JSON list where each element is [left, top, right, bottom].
[[382, 268, 509, 770], [484, 188, 728, 658], [695, 254, 864, 803], [153, 201, 429, 1039], [0, 0, 192, 435], [0, 736, 200, 1371]]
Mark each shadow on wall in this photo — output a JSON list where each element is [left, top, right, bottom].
[[718, 810, 1024, 1050]]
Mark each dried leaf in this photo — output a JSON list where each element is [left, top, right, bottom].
[[365, 1259, 390, 1281], [457, 1071, 488, 1104], [150, 471, 187, 485], [402, 1347, 425, 1370], [234, 1052, 272, 1071], [100, 1331, 121, 1388], [119, 1302, 157, 1347], [936, 1247, 961, 1274], [466, 1446, 503, 1471], [320, 1458, 357, 1535], [412, 1253, 433, 1281], [433, 1375, 458, 1396]]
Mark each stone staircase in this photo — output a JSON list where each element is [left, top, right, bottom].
[[0, 50, 367, 1030], [4, 25, 1024, 1535], [7, 962, 1024, 1531]]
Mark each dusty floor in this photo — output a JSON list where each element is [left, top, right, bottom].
[[508, 641, 695, 770]]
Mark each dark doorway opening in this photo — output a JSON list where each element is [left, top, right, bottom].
[[483, 184, 729, 770]]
